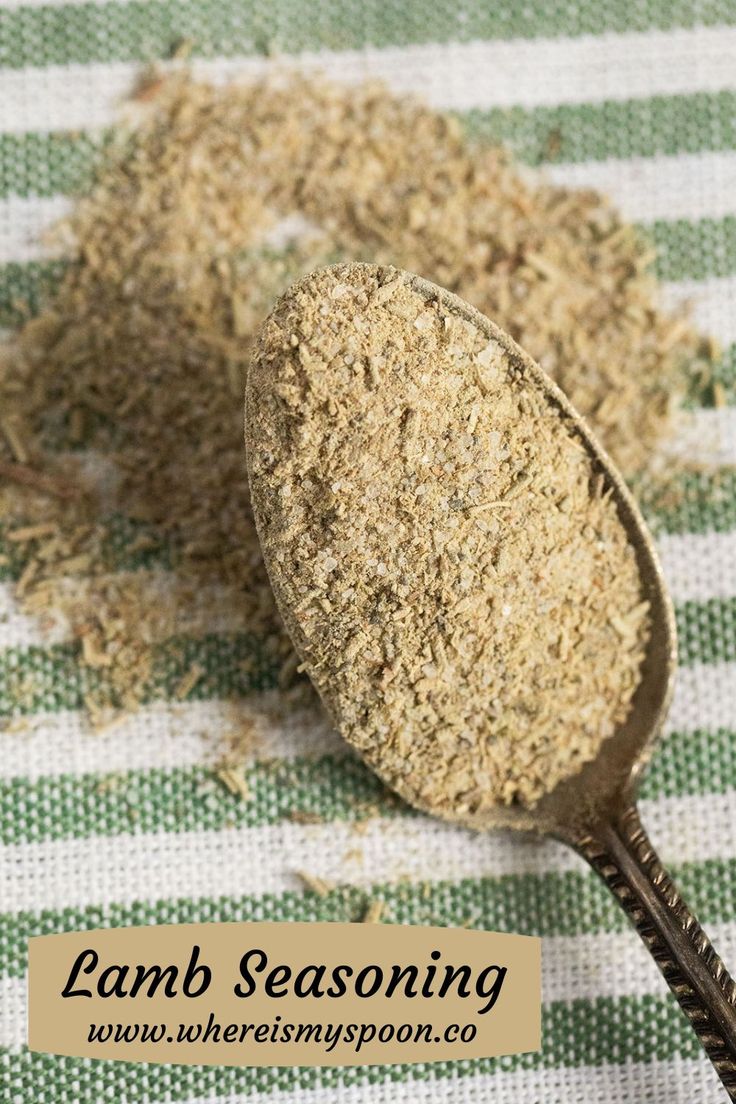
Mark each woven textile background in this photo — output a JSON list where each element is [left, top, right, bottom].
[[2, 1, 736, 1101]]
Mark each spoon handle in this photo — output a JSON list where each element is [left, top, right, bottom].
[[572, 803, 736, 1099]]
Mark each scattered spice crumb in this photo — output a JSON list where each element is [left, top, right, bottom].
[[4, 717, 29, 735], [175, 662, 205, 701], [95, 773, 123, 795], [0, 417, 29, 464], [363, 899, 386, 924], [6, 523, 57, 543], [288, 810, 324, 825], [216, 765, 250, 801], [296, 871, 334, 897], [0, 70, 707, 727], [0, 460, 77, 500]]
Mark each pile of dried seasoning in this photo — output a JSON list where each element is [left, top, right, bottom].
[[0, 72, 700, 723], [247, 264, 650, 811]]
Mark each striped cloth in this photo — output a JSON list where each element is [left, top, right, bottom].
[[2, 2, 736, 1101]]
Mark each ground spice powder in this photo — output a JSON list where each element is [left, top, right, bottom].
[[247, 264, 650, 811], [0, 72, 699, 724]]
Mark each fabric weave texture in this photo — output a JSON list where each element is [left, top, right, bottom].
[[1, 1, 736, 1101]]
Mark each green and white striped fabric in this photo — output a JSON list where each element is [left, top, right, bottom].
[[2, 1, 736, 1100]]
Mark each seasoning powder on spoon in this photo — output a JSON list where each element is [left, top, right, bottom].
[[246, 263, 650, 815]]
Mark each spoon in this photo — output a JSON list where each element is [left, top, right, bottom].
[[245, 262, 736, 1097]]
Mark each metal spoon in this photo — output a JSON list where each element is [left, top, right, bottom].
[[245, 263, 736, 1097]]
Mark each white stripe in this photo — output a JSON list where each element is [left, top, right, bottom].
[[632, 406, 736, 478], [664, 407, 736, 467], [0, 206, 314, 269], [4, 152, 736, 268], [0, 581, 71, 646], [0, 1063, 722, 1104], [637, 791, 736, 864], [2, 790, 734, 912], [3, 922, 736, 1051], [542, 922, 736, 1004], [668, 662, 736, 735], [2, 26, 736, 136], [658, 530, 736, 603], [0, 816, 573, 913], [0, 194, 72, 263], [4, 151, 736, 260], [84, 1060, 730, 1104], [662, 275, 736, 346], [546, 150, 736, 225], [0, 565, 287, 647], [0, 659, 733, 785], [0, 977, 25, 1052], [0, 693, 343, 780]]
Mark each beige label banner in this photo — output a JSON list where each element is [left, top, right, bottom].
[[28, 922, 540, 1067]]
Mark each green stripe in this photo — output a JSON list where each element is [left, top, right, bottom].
[[3, 855, 735, 980], [0, 258, 67, 326], [0, 130, 104, 201], [0, 632, 276, 717], [685, 343, 736, 408], [0, 994, 705, 1098], [0, 594, 732, 717], [0, 727, 731, 846], [0, 515, 174, 585], [703, 343, 736, 406], [677, 596, 736, 666], [0, 0, 731, 72], [650, 215, 736, 282], [464, 89, 736, 166], [639, 727, 736, 800], [6, 89, 736, 204], [0, 753, 395, 844], [641, 468, 736, 537]]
